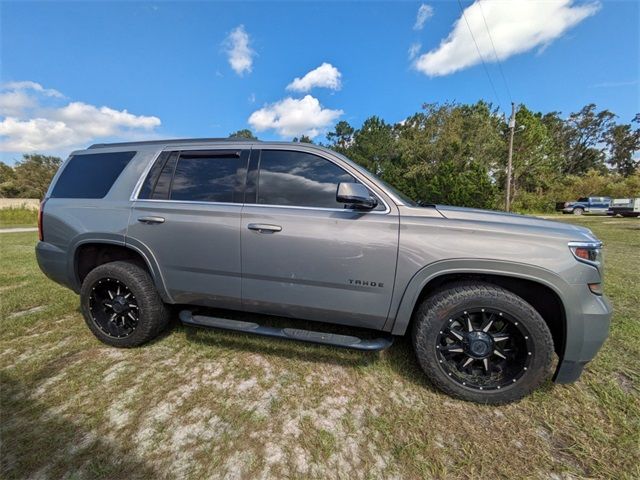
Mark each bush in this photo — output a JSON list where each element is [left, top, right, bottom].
[[512, 171, 640, 214]]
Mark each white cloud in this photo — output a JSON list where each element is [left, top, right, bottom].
[[414, 0, 600, 77], [224, 25, 255, 76], [248, 95, 343, 138], [0, 82, 161, 152], [286, 63, 342, 92], [2, 81, 63, 98], [414, 4, 434, 30], [408, 43, 422, 60]]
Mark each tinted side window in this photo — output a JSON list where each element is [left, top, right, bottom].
[[150, 152, 178, 200], [170, 153, 240, 202], [138, 152, 170, 199], [257, 150, 355, 208], [51, 151, 136, 198]]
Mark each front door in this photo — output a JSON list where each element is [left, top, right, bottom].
[[241, 148, 399, 330], [127, 148, 249, 309]]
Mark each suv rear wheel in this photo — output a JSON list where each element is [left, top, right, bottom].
[[80, 261, 170, 347], [412, 282, 553, 404]]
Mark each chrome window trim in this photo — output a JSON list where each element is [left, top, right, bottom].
[[132, 198, 389, 214], [133, 198, 242, 208], [242, 202, 390, 214]]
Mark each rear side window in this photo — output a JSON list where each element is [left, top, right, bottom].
[[138, 152, 179, 200], [257, 150, 355, 209], [51, 151, 136, 198], [170, 152, 241, 202]]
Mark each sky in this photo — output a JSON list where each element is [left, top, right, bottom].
[[0, 0, 638, 163]]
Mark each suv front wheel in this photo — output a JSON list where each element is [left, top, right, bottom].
[[80, 261, 170, 347], [412, 282, 554, 404]]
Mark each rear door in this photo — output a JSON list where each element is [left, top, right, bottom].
[[127, 147, 249, 308], [240, 147, 399, 330]]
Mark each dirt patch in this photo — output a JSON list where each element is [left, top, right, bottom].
[[615, 372, 635, 394], [8, 305, 46, 318]]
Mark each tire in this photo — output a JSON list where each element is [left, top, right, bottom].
[[80, 261, 170, 347], [573, 207, 584, 215], [412, 282, 554, 404]]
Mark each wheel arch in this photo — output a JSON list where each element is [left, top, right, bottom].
[[389, 260, 569, 361], [70, 238, 172, 303]]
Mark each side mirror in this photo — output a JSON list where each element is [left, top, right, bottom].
[[336, 182, 378, 210]]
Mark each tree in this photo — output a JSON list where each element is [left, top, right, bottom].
[[326, 121, 355, 153], [421, 159, 497, 209], [561, 104, 615, 175], [605, 115, 640, 176], [292, 135, 314, 144], [348, 116, 397, 176], [507, 106, 562, 203], [395, 102, 504, 206], [0, 154, 62, 198], [0, 162, 18, 197], [228, 129, 258, 140]]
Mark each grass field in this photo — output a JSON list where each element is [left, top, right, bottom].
[[1, 216, 638, 479], [0, 207, 38, 228]]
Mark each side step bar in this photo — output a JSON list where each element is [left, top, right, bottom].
[[179, 310, 393, 351]]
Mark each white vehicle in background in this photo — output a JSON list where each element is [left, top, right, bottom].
[[607, 198, 640, 218]]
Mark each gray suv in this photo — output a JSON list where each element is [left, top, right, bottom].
[[36, 139, 612, 404]]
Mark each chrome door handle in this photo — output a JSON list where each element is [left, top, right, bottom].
[[137, 216, 165, 224], [247, 223, 282, 233]]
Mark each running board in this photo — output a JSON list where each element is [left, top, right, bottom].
[[179, 310, 393, 351]]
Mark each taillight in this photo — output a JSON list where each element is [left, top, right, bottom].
[[38, 200, 46, 241]]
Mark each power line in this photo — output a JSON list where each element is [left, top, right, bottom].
[[477, 0, 514, 104], [456, 0, 502, 109]]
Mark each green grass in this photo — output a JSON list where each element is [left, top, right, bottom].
[[1, 217, 638, 479], [0, 207, 38, 228]]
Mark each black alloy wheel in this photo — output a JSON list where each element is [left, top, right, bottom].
[[435, 308, 532, 391], [412, 282, 554, 404], [89, 277, 140, 338], [80, 261, 170, 347]]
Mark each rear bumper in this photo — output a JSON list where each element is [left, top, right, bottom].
[[553, 291, 612, 384], [36, 241, 76, 292]]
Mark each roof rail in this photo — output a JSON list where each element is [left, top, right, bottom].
[[87, 137, 261, 149]]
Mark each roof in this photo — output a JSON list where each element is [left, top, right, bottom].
[[87, 137, 262, 149]]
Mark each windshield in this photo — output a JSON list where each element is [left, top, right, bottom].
[[374, 177, 418, 206]]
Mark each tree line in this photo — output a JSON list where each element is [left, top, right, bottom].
[[2, 102, 638, 212], [233, 102, 639, 211]]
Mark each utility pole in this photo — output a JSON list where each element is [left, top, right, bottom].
[[505, 102, 516, 212]]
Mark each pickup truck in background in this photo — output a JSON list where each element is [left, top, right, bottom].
[[607, 198, 640, 217], [558, 197, 611, 215]]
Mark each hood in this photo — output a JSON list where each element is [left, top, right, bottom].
[[434, 204, 597, 241]]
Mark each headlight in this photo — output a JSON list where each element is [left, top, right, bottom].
[[568, 241, 603, 266]]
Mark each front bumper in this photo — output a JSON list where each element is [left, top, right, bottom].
[[553, 290, 612, 383]]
